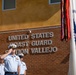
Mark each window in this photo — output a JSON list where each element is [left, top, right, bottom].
[[49, 0, 60, 4], [2, 0, 16, 10]]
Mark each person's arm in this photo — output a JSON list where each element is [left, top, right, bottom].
[[0, 49, 12, 59], [24, 71, 26, 75], [17, 66, 20, 75]]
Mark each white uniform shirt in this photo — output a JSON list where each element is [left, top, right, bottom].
[[20, 61, 27, 74], [4, 54, 21, 72], [0, 63, 5, 75]]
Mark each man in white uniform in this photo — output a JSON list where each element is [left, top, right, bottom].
[[18, 53, 27, 75], [0, 44, 21, 75]]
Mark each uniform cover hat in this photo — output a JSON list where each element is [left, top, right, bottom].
[[8, 43, 17, 49], [18, 53, 24, 57]]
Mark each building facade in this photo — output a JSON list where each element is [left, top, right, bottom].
[[0, 0, 60, 31], [0, 0, 70, 75]]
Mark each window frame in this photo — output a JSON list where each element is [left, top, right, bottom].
[[2, 0, 16, 11], [49, 0, 60, 4]]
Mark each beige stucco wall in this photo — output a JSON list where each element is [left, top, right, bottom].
[[0, 0, 60, 31]]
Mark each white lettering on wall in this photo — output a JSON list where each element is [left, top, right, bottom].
[[8, 34, 29, 41], [31, 47, 57, 54], [31, 40, 52, 46], [7, 31, 58, 55], [31, 32, 54, 39]]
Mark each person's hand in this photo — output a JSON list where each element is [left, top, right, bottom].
[[8, 48, 13, 54]]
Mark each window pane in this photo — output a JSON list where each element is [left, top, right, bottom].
[[51, 0, 60, 3], [3, 0, 16, 10]]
